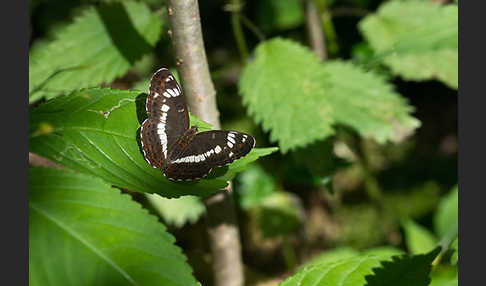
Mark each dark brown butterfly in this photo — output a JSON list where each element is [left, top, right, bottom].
[[140, 68, 255, 181]]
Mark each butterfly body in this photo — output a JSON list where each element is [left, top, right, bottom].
[[140, 68, 255, 181]]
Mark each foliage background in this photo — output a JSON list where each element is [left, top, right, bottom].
[[29, 0, 458, 285]]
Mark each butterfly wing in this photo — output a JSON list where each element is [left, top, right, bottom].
[[163, 130, 255, 181], [140, 68, 189, 169]]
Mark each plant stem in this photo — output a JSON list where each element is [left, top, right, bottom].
[[304, 0, 327, 61], [240, 14, 265, 42], [166, 1, 245, 286], [282, 236, 297, 273], [230, 0, 249, 62]]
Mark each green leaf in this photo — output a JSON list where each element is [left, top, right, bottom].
[[430, 265, 458, 286], [29, 88, 273, 198], [449, 237, 458, 265], [29, 167, 198, 286], [303, 246, 404, 269], [323, 61, 420, 144], [240, 38, 334, 153], [256, 0, 304, 32], [29, 1, 162, 103], [237, 164, 278, 209], [402, 219, 438, 255], [145, 194, 205, 228], [291, 139, 345, 181], [383, 181, 441, 219], [239, 38, 419, 153], [280, 253, 398, 286], [359, 0, 458, 89], [364, 247, 441, 286], [29, 88, 225, 198], [362, 247, 405, 258], [256, 191, 304, 238], [434, 185, 458, 239], [237, 164, 302, 237], [304, 247, 360, 267], [216, 147, 279, 182]]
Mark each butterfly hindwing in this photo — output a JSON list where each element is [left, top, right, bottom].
[[141, 68, 189, 169], [163, 130, 255, 181]]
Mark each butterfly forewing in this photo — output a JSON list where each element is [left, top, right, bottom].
[[140, 68, 189, 169], [163, 130, 255, 181]]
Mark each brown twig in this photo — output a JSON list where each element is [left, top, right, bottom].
[[304, 0, 327, 61], [166, 1, 245, 286]]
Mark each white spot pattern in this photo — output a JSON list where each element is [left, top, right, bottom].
[[172, 145, 221, 164], [215, 145, 222, 154], [167, 89, 176, 97]]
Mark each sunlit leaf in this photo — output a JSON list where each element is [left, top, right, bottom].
[[240, 38, 419, 153], [29, 1, 162, 102], [402, 219, 438, 255], [434, 185, 458, 239], [303, 246, 404, 269], [29, 167, 198, 286], [281, 253, 397, 286], [30, 88, 274, 198], [145, 194, 205, 228], [359, 0, 457, 89]]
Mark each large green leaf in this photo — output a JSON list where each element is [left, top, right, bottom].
[[304, 246, 405, 269], [282, 248, 437, 286], [239, 38, 419, 153], [434, 185, 458, 239], [323, 61, 420, 144], [402, 219, 438, 255], [29, 1, 162, 103], [280, 253, 397, 286], [29, 167, 199, 286], [304, 247, 360, 268], [359, 0, 458, 89], [29, 88, 273, 198]]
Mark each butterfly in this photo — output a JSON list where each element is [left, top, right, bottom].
[[140, 68, 255, 181]]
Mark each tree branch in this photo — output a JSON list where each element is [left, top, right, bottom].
[[166, 1, 245, 286], [167, 0, 220, 128]]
